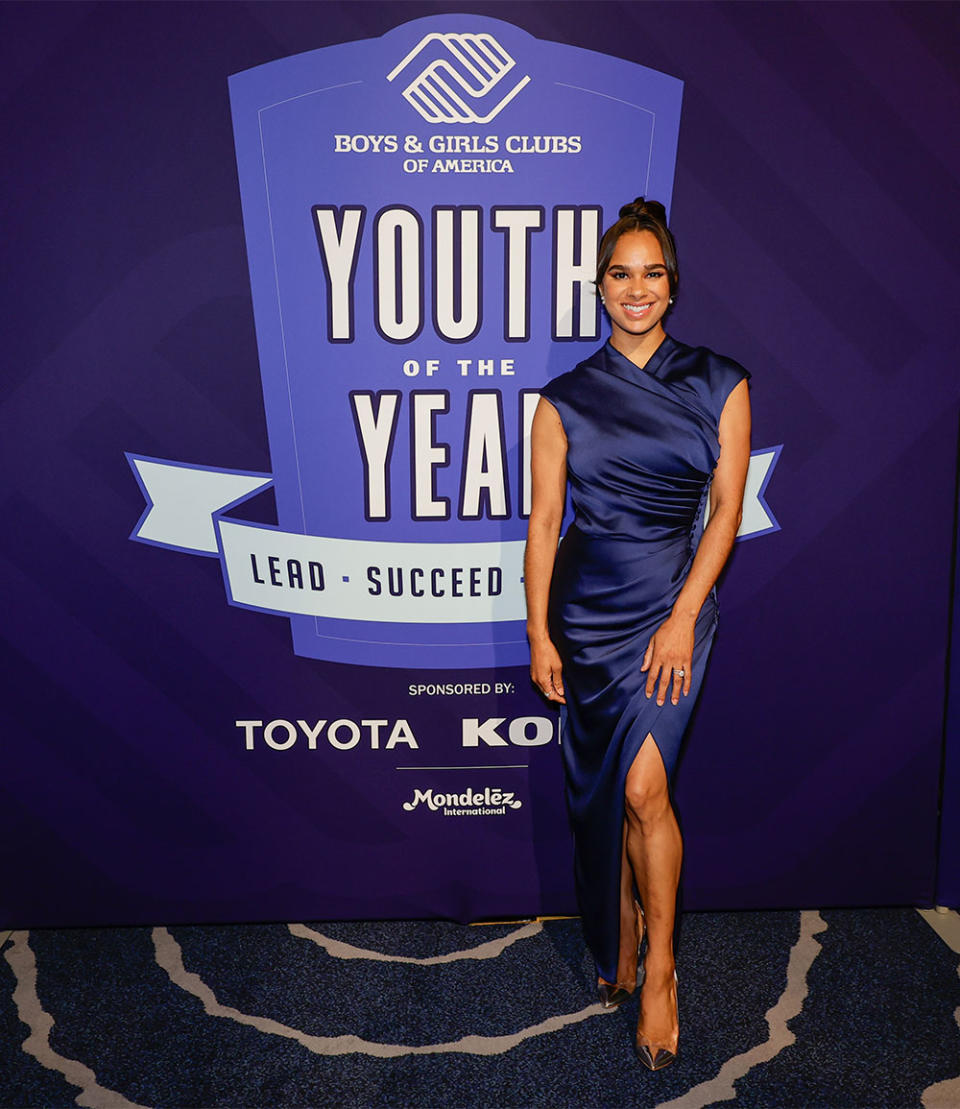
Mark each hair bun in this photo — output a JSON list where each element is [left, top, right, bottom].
[[619, 197, 668, 222]]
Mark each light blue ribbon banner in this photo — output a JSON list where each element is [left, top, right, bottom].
[[128, 448, 779, 627]]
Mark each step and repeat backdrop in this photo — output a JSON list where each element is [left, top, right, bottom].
[[2, 2, 958, 926], [941, 459, 960, 909]]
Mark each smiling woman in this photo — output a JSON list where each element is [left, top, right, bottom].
[[596, 204, 679, 347], [525, 197, 751, 1071], [601, 236, 671, 332]]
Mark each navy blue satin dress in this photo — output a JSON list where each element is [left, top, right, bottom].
[[541, 336, 748, 984]]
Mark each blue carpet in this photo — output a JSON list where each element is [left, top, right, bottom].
[[2, 909, 958, 1107]]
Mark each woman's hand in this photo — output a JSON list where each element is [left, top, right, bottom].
[[641, 613, 695, 706], [530, 635, 566, 704], [638, 377, 750, 709]]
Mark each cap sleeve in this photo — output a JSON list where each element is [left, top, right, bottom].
[[709, 356, 750, 426], [538, 369, 578, 430]]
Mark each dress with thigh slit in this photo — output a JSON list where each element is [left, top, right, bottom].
[[541, 335, 748, 984]]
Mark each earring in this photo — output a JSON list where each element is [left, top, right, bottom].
[[668, 296, 675, 305]]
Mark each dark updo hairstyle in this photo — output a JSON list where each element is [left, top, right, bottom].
[[595, 197, 679, 301]]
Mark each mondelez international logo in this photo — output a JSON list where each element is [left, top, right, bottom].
[[386, 31, 531, 123], [127, 15, 779, 669]]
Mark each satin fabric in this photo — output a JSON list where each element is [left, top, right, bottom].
[[542, 335, 748, 983]]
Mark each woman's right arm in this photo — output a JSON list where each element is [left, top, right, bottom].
[[524, 397, 569, 704]]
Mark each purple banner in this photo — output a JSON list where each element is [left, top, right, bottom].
[[144, 16, 687, 668], [1, 2, 957, 928], [130, 18, 781, 670]]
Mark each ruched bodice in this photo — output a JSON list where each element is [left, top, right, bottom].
[[546, 338, 738, 542], [540, 336, 747, 983]]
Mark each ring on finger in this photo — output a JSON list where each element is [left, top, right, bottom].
[[673, 667, 685, 678]]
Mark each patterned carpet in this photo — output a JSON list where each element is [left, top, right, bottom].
[[2, 908, 959, 1108]]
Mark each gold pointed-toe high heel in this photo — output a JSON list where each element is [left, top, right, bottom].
[[597, 981, 632, 1009], [635, 970, 679, 1070], [597, 902, 645, 1009]]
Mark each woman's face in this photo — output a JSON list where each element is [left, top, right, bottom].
[[599, 230, 671, 346]]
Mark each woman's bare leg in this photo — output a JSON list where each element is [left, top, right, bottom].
[[599, 821, 644, 989], [625, 733, 681, 1057]]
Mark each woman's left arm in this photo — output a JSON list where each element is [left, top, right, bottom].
[[642, 377, 752, 706]]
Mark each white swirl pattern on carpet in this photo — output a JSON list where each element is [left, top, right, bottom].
[[655, 910, 828, 1109], [153, 925, 609, 1057], [4, 931, 148, 1109], [288, 920, 542, 963], [922, 964, 960, 1107]]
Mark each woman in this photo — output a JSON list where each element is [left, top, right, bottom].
[[524, 198, 751, 1069]]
